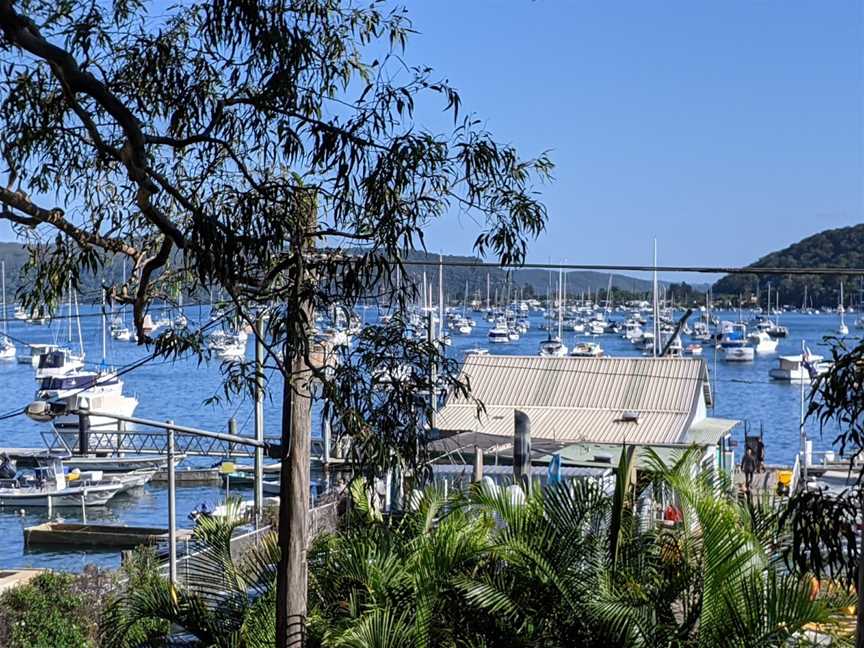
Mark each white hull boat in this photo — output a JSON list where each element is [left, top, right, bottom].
[[0, 483, 121, 507], [747, 331, 778, 354], [569, 342, 603, 357], [538, 337, 568, 357], [724, 347, 755, 362], [769, 354, 831, 382]]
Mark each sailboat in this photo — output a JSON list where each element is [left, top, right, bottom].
[[539, 267, 568, 357], [110, 261, 135, 342], [838, 282, 849, 336], [34, 286, 85, 379], [0, 261, 15, 360]]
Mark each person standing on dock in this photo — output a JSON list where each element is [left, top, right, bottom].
[[742, 447, 757, 492]]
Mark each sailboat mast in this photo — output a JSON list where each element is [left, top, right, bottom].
[[485, 273, 490, 310], [1, 260, 6, 335], [652, 239, 659, 357], [67, 279, 73, 344], [101, 289, 107, 363], [438, 255, 444, 340], [558, 266, 564, 341], [74, 291, 84, 357]]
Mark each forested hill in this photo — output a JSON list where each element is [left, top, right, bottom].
[[712, 224, 864, 307], [0, 241, 699, 304]]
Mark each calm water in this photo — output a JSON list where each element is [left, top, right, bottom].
[[0, 305, 858, 570]]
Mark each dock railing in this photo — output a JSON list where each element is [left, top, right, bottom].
[[157, 498, 343, 587], [41, 423, 325, 459]]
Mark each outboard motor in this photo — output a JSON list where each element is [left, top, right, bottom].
[[0, 454, 16, 480], [189, 501, 215, 522]]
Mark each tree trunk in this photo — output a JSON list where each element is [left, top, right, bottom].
[[857, 493, 864, 648], [276, 201, 316, 647], [276, 347, 312, 646]]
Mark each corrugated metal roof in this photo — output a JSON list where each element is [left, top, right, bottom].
[[437, 355, 712, 446]]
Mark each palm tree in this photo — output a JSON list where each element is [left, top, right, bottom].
[[100, 499, 280, 648], [100, 455, 853, 647]]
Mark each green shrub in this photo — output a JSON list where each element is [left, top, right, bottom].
[[0, 571, 95, 647]]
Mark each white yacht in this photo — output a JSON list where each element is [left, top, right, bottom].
[[0, 336, 14, 360], [724, 346, 755, 362], [769, 354, 831, 382], [488, 322, 510, 344], [538, 336, 568, 357], [27, 370, 139, 435], [34, 348, 85, 380], [0, 262, 14, 359], [838, 283, 849, 336], [569, 341, 603, 357], [747, 330, 778, 354], [17, 343, 57, 366]]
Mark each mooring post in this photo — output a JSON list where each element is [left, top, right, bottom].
[[473, 445, 484, 482], [514, 410, 531, 493], [78, 409, 90, 456]]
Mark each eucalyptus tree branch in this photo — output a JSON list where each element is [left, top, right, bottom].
[[0, 0, 187, 250], [0, 185, 140, 258]]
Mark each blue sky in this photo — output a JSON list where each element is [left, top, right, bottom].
[[1, 1, 860, 277], [406, 1, 863, 269]]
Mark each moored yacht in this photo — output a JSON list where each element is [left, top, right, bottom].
[[34, 347, 85, 380], [27, 370, 139, 436], [569, 341, 603, 357], [538, 336, 568, 357], [768, 354, 831, 382], [747, 330, 778, 354], [724, 346, 755, 362], [487, 321, 510, 344]]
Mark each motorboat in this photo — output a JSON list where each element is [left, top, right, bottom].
[[718, 322, 748, 349], [569, 341, 603, 357], [26, 370, 139, 436], [209, 330, 249, 359], [0, 458, 123, 508], [724, 346, 755, 362], [464, 347, 489, 357], [538, 336, 568, 357], [684, 343, 703, 356], [17, 343, 57, 366], [767, 324, 789, 339], [488, 322, 510, 344], [112, 327, 134, 342], [768, 354, 831, 382], [747, 330, 778, 354], [34, 348, 85, 380], [0, 335, 15, 360]]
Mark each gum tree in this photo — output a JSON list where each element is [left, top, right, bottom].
[[781, 337, 864, 646], [0, 1, 551, 644]]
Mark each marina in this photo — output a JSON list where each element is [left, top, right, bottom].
[[0, 300, 856, 571]]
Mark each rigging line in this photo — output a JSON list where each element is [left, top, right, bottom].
[[396, 260, 864, 277]]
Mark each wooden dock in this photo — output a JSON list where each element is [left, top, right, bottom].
[[25, 522, 193, 549], [152, 466, 220, 483], [0, 568, 45, 593]]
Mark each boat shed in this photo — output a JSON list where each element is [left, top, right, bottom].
[[433, 355, 738, 472]]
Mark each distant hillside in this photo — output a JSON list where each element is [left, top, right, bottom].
[[0, 241, 701, 305], [712, 224, 864, 307], [396, 251, 704, 303]]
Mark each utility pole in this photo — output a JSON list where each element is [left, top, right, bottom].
[[254, 315, 265, 525]]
